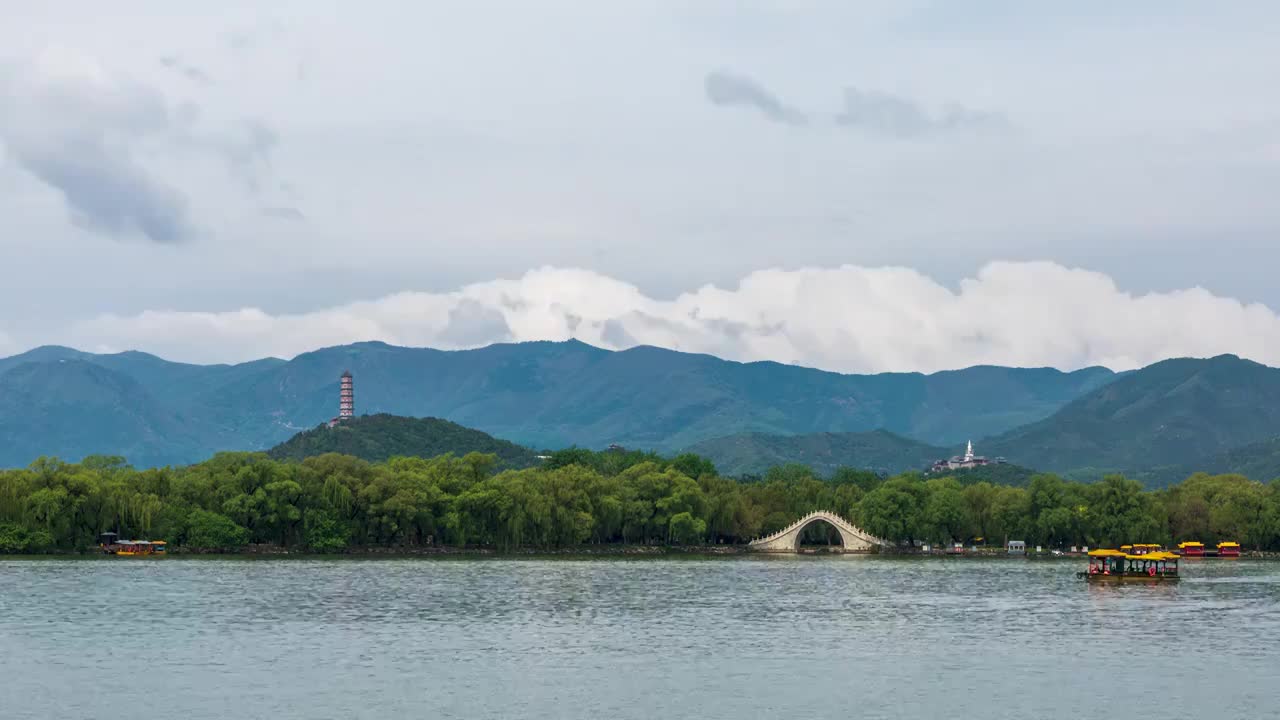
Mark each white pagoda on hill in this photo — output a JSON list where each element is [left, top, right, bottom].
[[930, 440, 1000, 473]]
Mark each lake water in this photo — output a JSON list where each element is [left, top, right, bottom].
[[2, 556, 1278, 719]]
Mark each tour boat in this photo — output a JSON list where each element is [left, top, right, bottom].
[[1216, 541, 1241, 558], [1176, 541, 1205, 557], [98, 532, 167, 557], [1078, 549, 1180, 582]]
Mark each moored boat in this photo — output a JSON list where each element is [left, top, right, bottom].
[[1217, 541, 1241, 558], [1078, 549, 1180, 582], [98, 532, 167, 557], [1176, 541, 1205, 557]]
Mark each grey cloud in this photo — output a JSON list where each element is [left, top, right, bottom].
[[704, 70, 1008, 138], [213, 120, 279, 191], [704, 71, 807, 125], [836, 88, 1010, 138], [17, 142, 194, 243], [600, 319, 637, 347], [436, 299, 512, 347], [221, 20, 285, 51], [261, 206, 305, 221], [159, 56, 213, 86], [222, 30, 256, 50], [0, 59, 196, 243]]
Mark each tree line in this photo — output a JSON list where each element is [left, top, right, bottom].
[[1, 447, 1278, 553]]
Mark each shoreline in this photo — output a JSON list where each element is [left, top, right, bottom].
[[8, 545, 1280, 560]]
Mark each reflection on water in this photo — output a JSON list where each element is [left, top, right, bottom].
[[2, 557, 1278, 719]]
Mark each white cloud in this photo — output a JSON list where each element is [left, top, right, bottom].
[[50, 261, 1280, 373]]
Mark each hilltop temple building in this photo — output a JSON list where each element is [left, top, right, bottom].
[[930, 441, 1002, 473], [327, 370, 355, 428]]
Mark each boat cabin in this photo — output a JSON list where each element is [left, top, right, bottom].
[[1081, 549, 1180, 581], [1217, 541, 1241, 558], [1177, 541, 1205, 557]]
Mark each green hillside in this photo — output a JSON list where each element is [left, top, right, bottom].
[[686, 429, 946, 477], [984, 355, 1280, 477], [0, 340, 1117, 467], [685, 429, 1041, 484], [267, 413, 541, 467], [1140, 435, 1280, 486], [0, 360, 212, 467]]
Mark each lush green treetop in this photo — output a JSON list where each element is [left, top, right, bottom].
[[1, 450, 1277, 554]]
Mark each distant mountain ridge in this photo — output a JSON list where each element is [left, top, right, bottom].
[[0, 360, 209, 467], [982, 354, 1280, 483], [0, 340, 1119, 468], [682, 429, 1043, 484], [686, 429, 947, 478]]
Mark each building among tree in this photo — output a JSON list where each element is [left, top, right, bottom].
[[930, 440, 1003, 473]]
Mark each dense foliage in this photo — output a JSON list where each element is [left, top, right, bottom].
[[3, 449, 1279, 554], [940, 463, 1038, 487], [267, 414, 540, 468]]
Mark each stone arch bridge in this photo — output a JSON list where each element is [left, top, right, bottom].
[[748, 510, 888, 553]]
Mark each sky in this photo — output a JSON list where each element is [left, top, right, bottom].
[[3, 1, 1280, 373]]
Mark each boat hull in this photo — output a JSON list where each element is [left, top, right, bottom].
[[1078, 572, 1179, 582]]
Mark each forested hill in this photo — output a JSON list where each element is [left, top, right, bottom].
[[1140, 436, 1280, 487], [0, 360, 210, 467], [983, 355, 1280, 482], [0, 340, 1117, 467], [686, 430, 946, 478], [684, 429, 1041, 484], [267, 414, 541, 468]]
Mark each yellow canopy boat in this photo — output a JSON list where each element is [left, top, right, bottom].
[[98, 533, 167, 557], [1078, 549, 1179, 582]]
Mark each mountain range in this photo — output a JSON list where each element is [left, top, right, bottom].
[[689, 354, 1280, 484], [983, 354, 1280, 476], [0, 340, 1114, 468], [2, 341, 1278, 485], [686, 429, 946, 478]]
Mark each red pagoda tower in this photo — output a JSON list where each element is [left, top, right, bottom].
[[339, 370, 354, 420]]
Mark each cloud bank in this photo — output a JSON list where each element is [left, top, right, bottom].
[[49, 262, 1280, 373]]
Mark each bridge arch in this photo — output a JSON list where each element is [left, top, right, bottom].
[[789, 514, 850, 550], [747, 510, 887, 553]]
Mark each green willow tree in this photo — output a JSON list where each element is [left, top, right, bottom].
[[1, 449, 1278, 553]]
